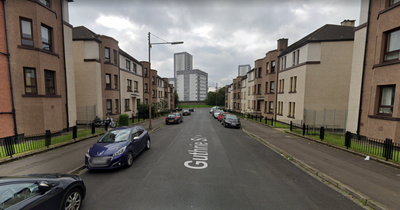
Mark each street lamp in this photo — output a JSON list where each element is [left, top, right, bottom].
[[148, 32, 183, 130]]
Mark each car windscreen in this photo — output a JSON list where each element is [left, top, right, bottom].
[[168, 114, 176, 117], [226, 115, 237, 120], [98, 129, 131, 143]]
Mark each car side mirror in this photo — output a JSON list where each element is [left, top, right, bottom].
[[38, 181, 52, 192], [133, 136, 140, 141]]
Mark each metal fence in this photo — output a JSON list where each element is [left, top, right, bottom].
[[0, 125, 103, 159], [304, 109, 348, 135]]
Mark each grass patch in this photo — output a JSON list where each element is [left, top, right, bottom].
[[0, 129, 104, 158]]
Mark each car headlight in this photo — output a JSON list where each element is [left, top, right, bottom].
[[113, 146, 126, 157], [85, 149, 90, 157]]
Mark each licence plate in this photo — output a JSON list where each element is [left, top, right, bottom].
[[232, 123, 236, 126], [92, 159, 107, 164], [169, 120, 174, 122]]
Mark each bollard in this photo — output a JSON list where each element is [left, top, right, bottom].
[[73, 126, 77, 140], [92, 123, 95, 135], [290, 121, 292, 131], [45, 130, 51, 147], [319, 126, 324, 140], [271, 117, 274, 126], [302, 123, 306, 136]]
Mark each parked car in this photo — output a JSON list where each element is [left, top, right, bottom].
[[222, 114, 241, 128], [218, 112, 230, 122], [165, 113, 183, 124], [0, 173, 86, 210], [213, 110, 223, 119], [175, 107, 182, 111], [189, 108, 194, 112], [183, 110, 191, 116], [85, 126, 150, 170], [210, 106, 219, 114]]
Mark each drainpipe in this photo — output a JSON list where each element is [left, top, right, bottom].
[[60, 0, 70, 131], [3, 0, 18, 136], [356, 0, 371, 135]]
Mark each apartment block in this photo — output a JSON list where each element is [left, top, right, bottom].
[[4, 0, 75, 136], [358, 0, 400, 142], [277, 22, 354, 125], [119, 49, 143, 117]]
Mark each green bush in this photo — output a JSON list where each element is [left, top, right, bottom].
[[118, 114, 130, 126]]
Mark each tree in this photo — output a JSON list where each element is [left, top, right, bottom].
[[205, 87, 225, 106], [137, 102, 156, 118]]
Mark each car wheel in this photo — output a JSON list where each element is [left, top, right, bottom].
[[223, 122, 226, 127], [61, 188, 82, 210], [110, 122, 117, 128], [166, 121, 169, 125], [145, 139, 150, 150], [126, 152, 134, 168]]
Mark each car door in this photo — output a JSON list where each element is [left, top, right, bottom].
[[130, 128, 141, 156], [137, 127, 146, 151]]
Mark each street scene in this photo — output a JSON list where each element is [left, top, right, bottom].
[[0, 108, 368, 209], [1, 0, 400, 209]]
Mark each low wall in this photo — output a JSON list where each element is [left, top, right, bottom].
[[177, 101, 207, 105]]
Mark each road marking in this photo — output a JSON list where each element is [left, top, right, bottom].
[[184, 135, 208, 170]]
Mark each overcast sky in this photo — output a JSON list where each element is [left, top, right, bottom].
[[69, 0, 361, 91]]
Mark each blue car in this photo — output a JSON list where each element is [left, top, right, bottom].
[[85, 126, 150, 170]]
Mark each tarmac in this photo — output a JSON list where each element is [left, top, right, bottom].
[[1, 112, 399, 210]]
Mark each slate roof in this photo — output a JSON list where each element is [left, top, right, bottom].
[[280, 24, 355, 56], [72, 26, 101, 43]]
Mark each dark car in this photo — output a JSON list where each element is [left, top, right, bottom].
[[183, 110, 191, 116], [0, 173, 86, 210], [189, 108, 194, 112], [85, 126, 150, 170], [222, 114, 241, 128], [165, 113, 183, 124]]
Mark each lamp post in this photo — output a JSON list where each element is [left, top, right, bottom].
[[148, 32, 183, 130]]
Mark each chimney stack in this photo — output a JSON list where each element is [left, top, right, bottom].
[[341, 19, 355, 27], [277, 38, 288, 51]]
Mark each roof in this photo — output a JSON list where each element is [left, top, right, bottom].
[[119, 49, 143, 66], [72, 26, 101, 43], [280, 24, 354, 56]]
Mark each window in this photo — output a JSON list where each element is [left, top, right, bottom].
[[257, 101, 261, 110], [105, 47, 110, 62], [114, 75, 118, 89], [271, 60, 275, 73], [152, 90, 155, 98], [20, 18, 33, 46], [127, 79, 132, 91], [134, 81, 138, 92], [292, 51, 296, 66], [266, 62, 269, 73], [152, 77, 155, 85], [145, 83, 148, 92], [24, 68, 37, 95], [0, 182, 41, 208], [288, 102, 292, 117], [281, 79, 284, 93], [290, 77, 293, 92], [145, 99, 148, 104], [257, 84, 261, 94], [39, 0, 50, 6], [258, 67, 262, 77], [384, 29, 400, 61], [41, 25, 52, 51], [107, 100, 112, 113], [115, 99, 118, 113], [292, 102, 295, 117], [144, 68, 148, 77], [270, 81, 275, 93], [113, 50, 117, 64], [378, 85, 395, 115], [269, 101, 274, 113], [125, 99, 130, 111], [137, 99, 140, 110], [294, 76, 297, 92], [45, 70, 55, 95], [105, 74, 111, 89], [126, 59, 130, 71], [390, 0, 400, 6], [297, 50, 300, 64], [132, 63, 137, 74]]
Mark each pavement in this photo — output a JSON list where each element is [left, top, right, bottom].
[[0, 112, 399, 210]]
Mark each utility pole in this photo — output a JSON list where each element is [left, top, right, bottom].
[[215, 83, 218, 106]]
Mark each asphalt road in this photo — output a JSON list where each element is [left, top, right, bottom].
[[79, 108, 363, 210]]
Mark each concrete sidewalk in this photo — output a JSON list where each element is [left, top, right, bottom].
[[240, 118, 400, 210], [0, 116, 166, 175]]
